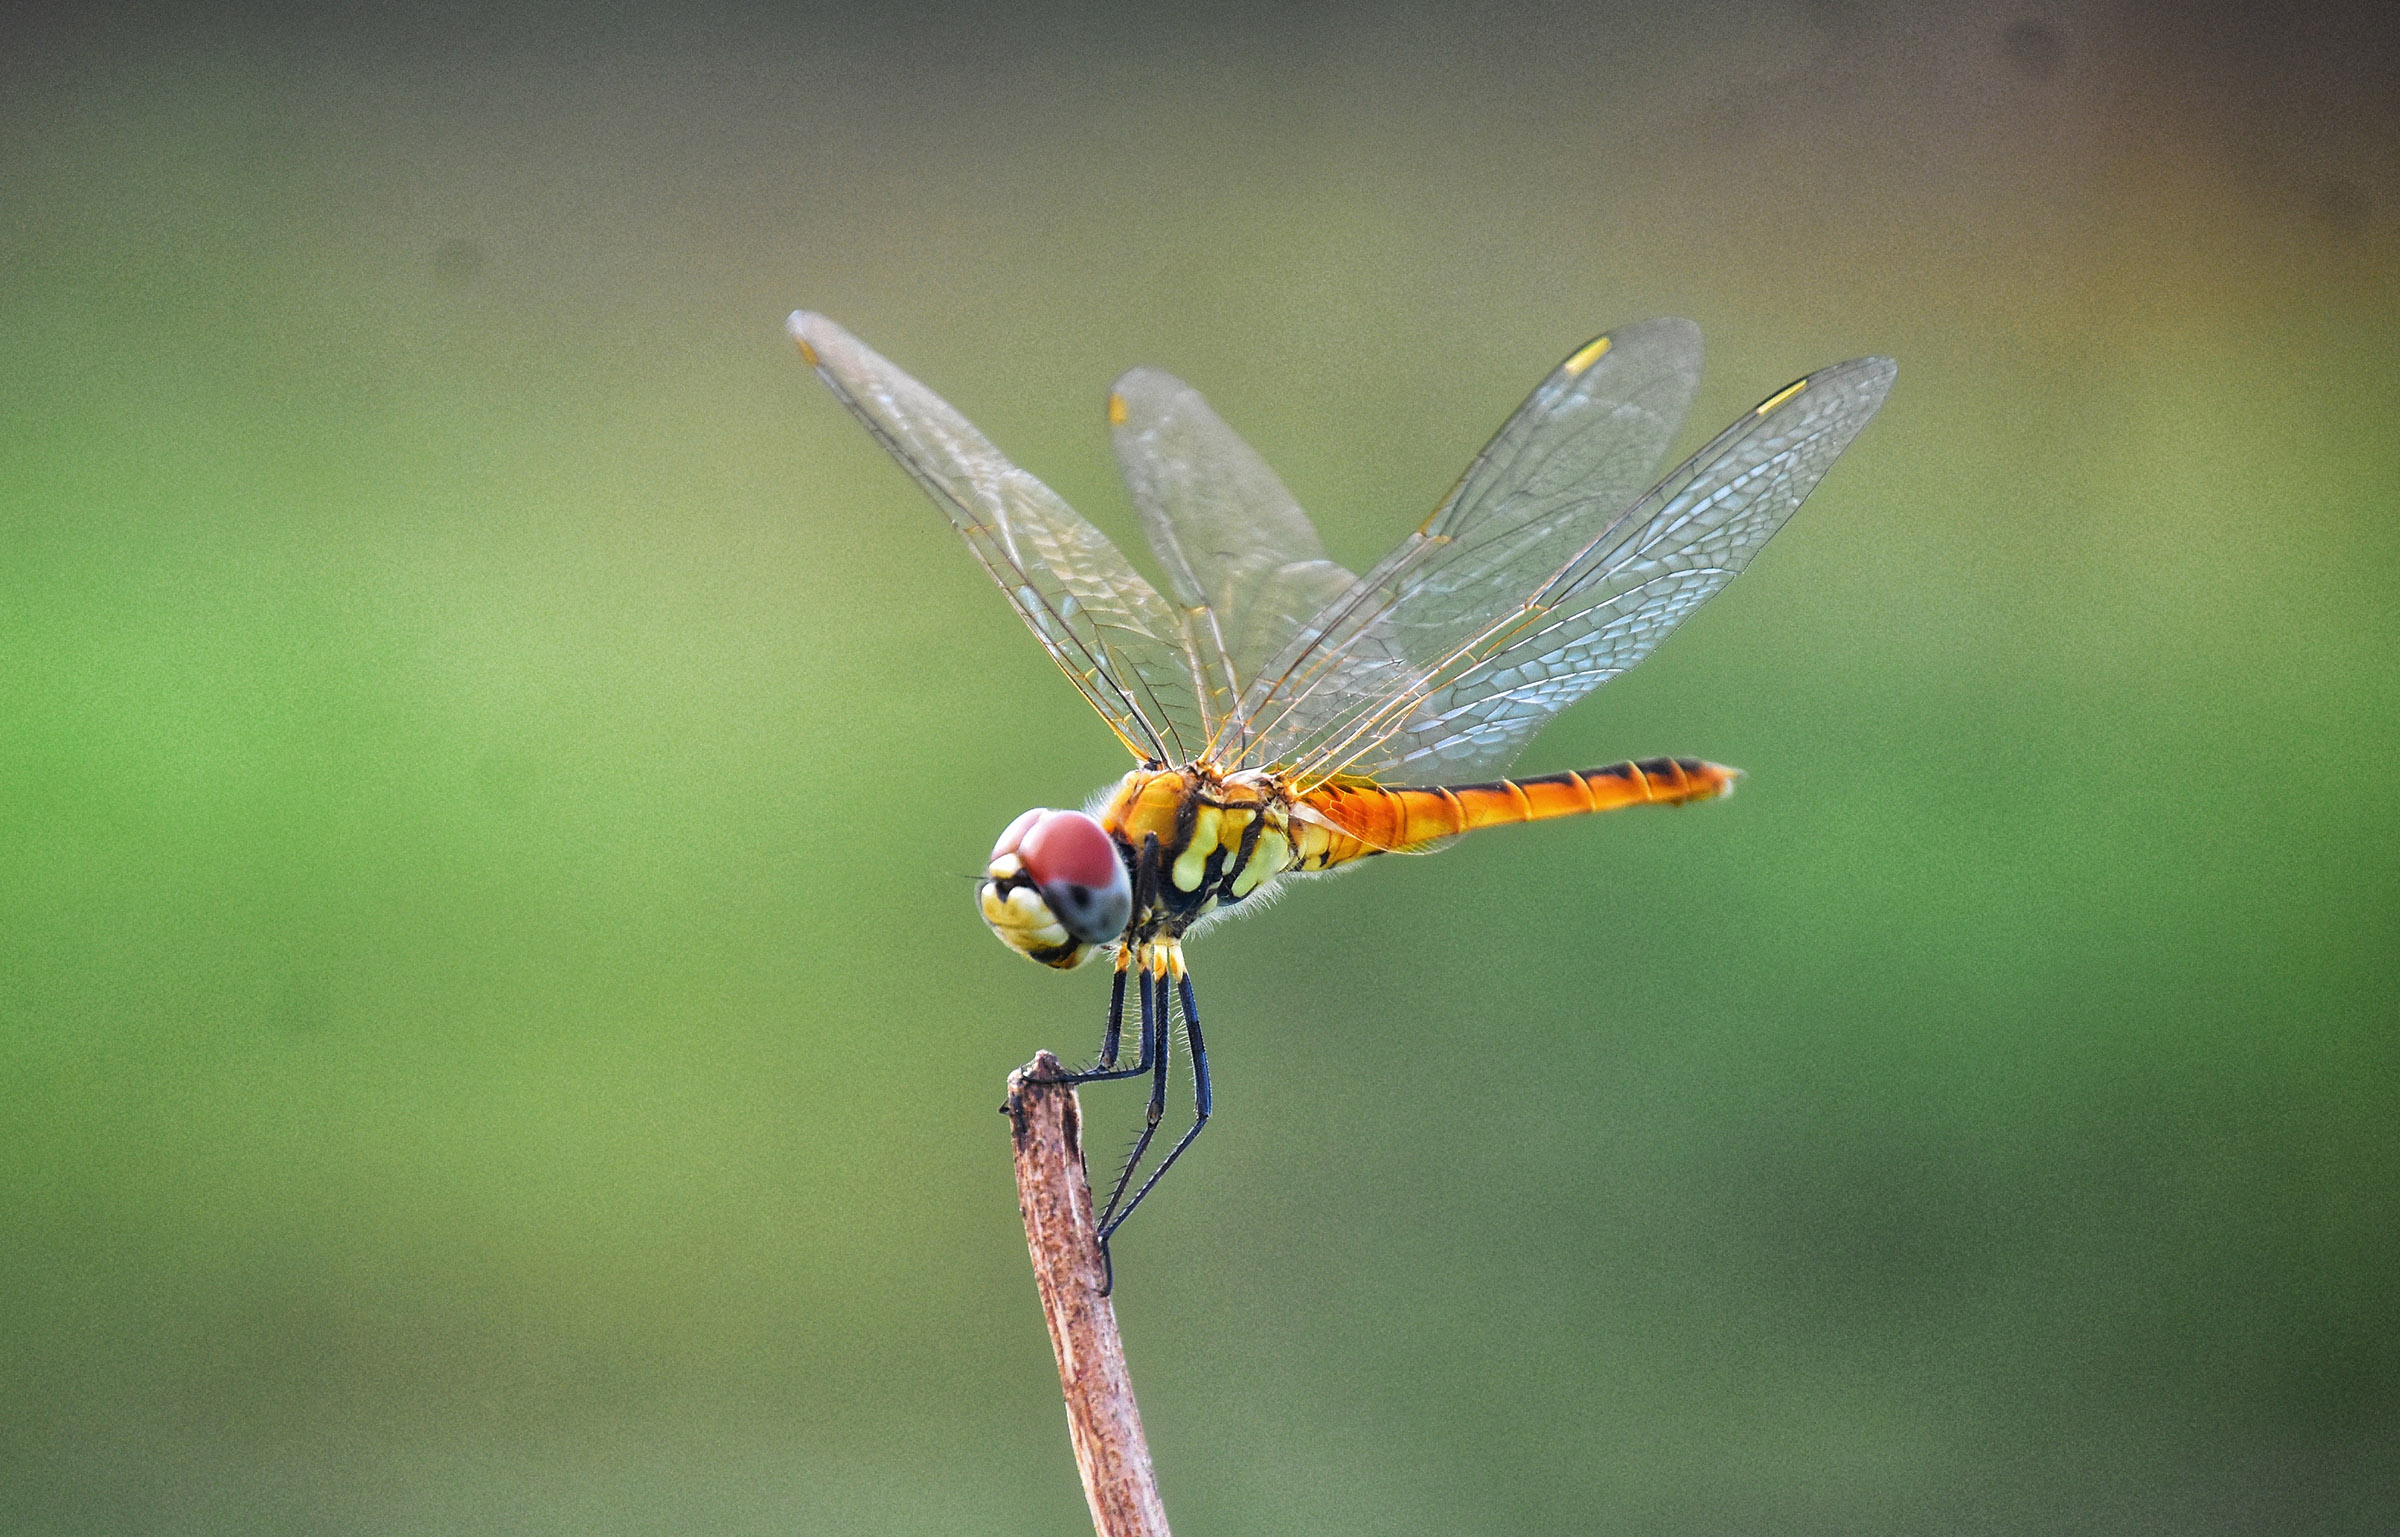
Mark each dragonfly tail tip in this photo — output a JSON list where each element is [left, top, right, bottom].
[[785, 310, 821, 365]]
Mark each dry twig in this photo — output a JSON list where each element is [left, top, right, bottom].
[[1005, 1052, 1172, 1537]]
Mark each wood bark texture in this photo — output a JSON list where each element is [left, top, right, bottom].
[[1005, 1052, 1172, 1537]]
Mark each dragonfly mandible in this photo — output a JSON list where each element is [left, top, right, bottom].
[[790, 310, 1893, 1286]]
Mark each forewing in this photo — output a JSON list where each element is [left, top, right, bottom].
[[790, 312, 1202, 762], [1108, 367, 1357, 746], [1233, 318, 1706, 771], [1303, 356, 1899, 782]]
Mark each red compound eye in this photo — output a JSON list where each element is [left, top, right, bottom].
[[1017, 810, 1121, 892], [987, 808, 1131, 946]]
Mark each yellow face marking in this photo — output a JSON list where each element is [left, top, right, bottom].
[[1563, 335, 1611, 376], [1108, 392, 1128, 426], [982, 885, 1069, 951], [795, 333, 820, 366], [1756, 379, 1808, 415]]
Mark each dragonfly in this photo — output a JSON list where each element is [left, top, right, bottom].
[[789, 310, 1893, 1284]]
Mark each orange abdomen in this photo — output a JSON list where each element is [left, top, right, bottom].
[[1293, 757, 1740, 868]]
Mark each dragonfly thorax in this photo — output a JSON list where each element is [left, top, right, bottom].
[[1097, 765, 1306, 941]]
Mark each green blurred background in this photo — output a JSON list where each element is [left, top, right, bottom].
[[4, 2, 2395, 1531]]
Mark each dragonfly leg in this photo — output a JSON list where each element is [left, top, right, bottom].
[[1096, 964, 1173, 1238], [1098, 969, 1211, 1249], [1097, 955, 1127, 1068], [1053, 954, 1155, 1085]]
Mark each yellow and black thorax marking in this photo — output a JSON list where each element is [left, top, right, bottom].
[[1097, 767, 1300, 936]]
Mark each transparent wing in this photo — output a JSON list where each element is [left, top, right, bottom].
[[1230, 318, 1708, 773], [1107, 367, 1358, 750], [1254, 352, 1896, 784], [790, 312, 1203, 763]]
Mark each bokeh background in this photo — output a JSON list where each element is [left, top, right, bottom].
[[4, 1, 2396, 1532]]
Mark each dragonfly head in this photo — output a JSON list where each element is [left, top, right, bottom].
[[978, 808, 1133, 969]]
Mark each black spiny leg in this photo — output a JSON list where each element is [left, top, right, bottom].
[[1096, 964, 1173, 1235], [1099, 969, 1211, 1249], [1055, 956, 1152, 1085], [1097, 957, 1127, 1069]]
